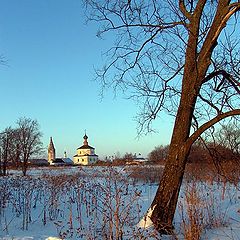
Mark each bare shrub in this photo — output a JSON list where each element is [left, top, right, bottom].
[[126, 165, 164, 184], [179, 178, 231, 239], [0, 167, 158, 239]]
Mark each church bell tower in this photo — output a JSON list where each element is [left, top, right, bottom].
[[48, 137, 56, 162]]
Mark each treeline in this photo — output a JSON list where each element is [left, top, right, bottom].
[[0, 117, 43, 176], [149, 124, 240, 164]]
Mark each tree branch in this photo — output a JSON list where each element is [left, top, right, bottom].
[[199, 1, 240, 68], [179, 0, 192, 20], [202, 69, 240, 94], [187, 109, 240, 147], [198, 93, 221, 114]]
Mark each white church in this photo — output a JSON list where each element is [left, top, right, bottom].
[[48, 133, 98, 166], [73, 134, 98, 165]]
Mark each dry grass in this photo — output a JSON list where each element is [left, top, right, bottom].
[[179, 182, 205, 240], [1, 163, 240, 239]]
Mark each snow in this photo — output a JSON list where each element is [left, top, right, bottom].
[[1, 166, 240, 239], [137, 205, 155, 229]]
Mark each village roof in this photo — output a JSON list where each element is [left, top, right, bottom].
[[28, 159, 49, 166], [52, 158, 65, 163], [62, 158, 73, 164]]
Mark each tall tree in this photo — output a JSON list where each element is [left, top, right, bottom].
[[84, 0, 240, 233], [0, 129, 10, 176], [16, 117, 43, 176], [0, 127, 19, 176]]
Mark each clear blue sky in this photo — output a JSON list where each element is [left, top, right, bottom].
[[0, 0, 173, 159]]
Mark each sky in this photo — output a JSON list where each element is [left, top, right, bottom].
[[0, 0, 173, 159]]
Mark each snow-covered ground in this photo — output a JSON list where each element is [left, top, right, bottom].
[[0, 166, 240, 239]]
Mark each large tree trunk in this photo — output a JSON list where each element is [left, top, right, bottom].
[[150, 145, 191, 233], [150, 34, 203, 232], [150, 94, 196, 233]]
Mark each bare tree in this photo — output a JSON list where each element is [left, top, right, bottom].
[[215, 123, 240, 155], [16, 117, 43, 176], [84, 0, 240, 233], [0, 127, 20, 175], [0, 129, 10, 176], [148, 145, 169, 164]]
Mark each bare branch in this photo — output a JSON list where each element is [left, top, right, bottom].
[[179, 0, 192, 20], [203, 69, 240, 94], [187, 109, 240, 146]]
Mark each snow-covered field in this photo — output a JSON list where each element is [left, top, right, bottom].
[[0, 165, 240, 239]]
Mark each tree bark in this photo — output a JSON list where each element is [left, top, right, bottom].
[[150, 90, 197, 233]]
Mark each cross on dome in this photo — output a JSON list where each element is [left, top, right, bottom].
[[83, 132, 88, 145]]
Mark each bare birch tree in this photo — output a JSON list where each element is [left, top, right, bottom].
[[84, 0, 240, 233]]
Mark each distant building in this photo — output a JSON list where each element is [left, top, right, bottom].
[[47, 137, 73, 166], [28, 159, 49, 166], [126, 153, 148, 165], [62, 151, 73, 165], [48, 137, 56, 163], [50, 158, 65, 166], [73, 134, 98, 165]]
